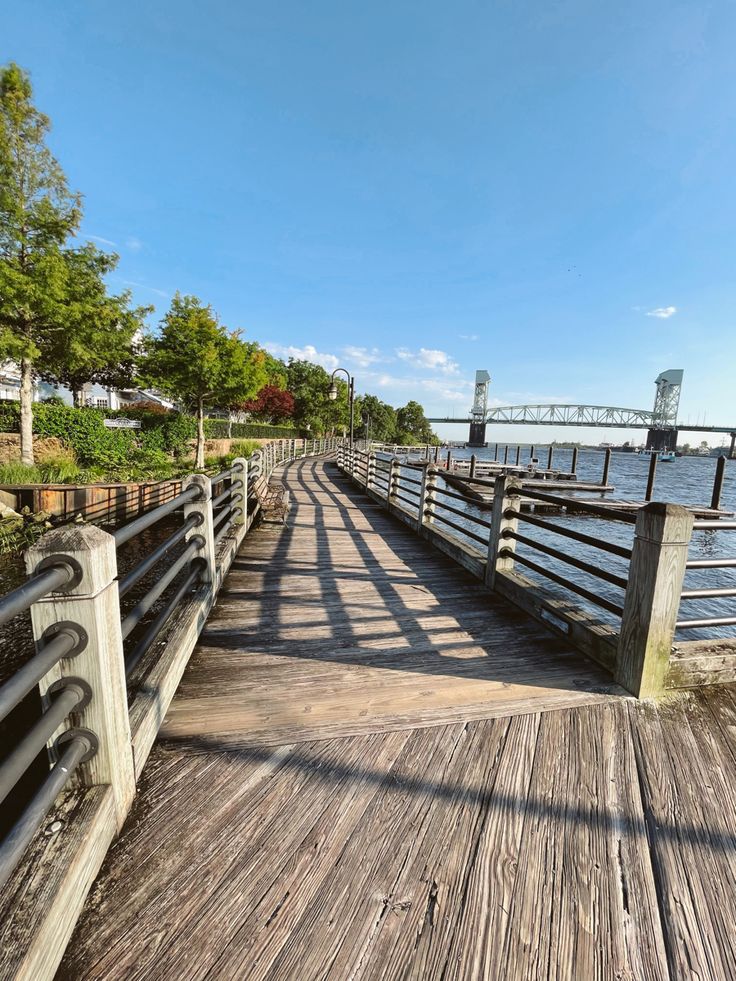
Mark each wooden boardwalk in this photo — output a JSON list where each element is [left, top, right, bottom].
[[57, 459, 736, 980]]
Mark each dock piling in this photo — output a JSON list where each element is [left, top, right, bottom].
[[645, 453, 657, 502], [711, 456, 727, 510], [601, 447, 611, 487]]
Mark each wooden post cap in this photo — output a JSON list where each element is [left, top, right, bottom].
[[25, 524, 117, 596]]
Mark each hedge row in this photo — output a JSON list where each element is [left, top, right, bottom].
[[0, 402, 303, 465]]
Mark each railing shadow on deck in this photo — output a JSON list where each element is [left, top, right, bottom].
[[159, 714, 736, 859], [208, 457, 616, 699]]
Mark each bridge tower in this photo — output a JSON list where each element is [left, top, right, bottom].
[[467, 370, 490, 447], [646, 369, 683, 451]]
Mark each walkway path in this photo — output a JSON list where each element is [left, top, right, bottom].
[[57, 458, 736, 980]]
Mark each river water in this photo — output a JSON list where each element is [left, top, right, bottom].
[[411, 446, 736, 641]]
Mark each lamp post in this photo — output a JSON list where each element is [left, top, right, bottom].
[[328, 368, 355, 445], [362, 412, 371, 447]]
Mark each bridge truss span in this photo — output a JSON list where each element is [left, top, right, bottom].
[[486, 403, 657, 429]]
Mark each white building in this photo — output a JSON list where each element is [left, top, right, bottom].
[[0, 362, 176, 411]]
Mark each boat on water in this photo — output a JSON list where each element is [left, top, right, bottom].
[[636, 448, 676, 462]]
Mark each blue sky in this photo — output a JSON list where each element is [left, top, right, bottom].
[[4, 0, 735, 442]]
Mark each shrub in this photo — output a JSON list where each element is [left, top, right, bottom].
[[203, 420, 303, 439], [0, 401, 307, 470]]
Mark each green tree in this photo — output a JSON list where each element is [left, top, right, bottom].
[[0, 63, 83, 463], [355, 394, 397, 442], [395, 400, 437, 445], [286, 359, 348, 434], [140, 294, 269, 467], [38, 244, 152, 405]]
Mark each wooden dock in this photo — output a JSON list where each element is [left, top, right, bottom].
[[445, 474, 734, 519], [55, 458, 736, 980]]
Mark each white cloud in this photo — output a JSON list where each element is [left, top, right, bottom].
[[395, 347, 460, 375], [265, 342, 339, 371], [646, 306, 677, 319], [459, 333, 479, 341], [88, 234, 118, 247], [126, 236, 143, 252], [342, 346, 385, 368], [359, 370, 473, 407]]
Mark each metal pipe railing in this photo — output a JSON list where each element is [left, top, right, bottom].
[[676, 616, 736, 629], [210, 468, 233, 487], [0, 563, 75, 628], [121, 538, 204, 640], [431, 511, 488, 547], [125, 562, 205, 674], [510, 510, 632, 559], [118, 514, 202, 599], [212, 486, 233, 510], [392, 491, 420, 511], [685, 558, 736, 569], [680, 587, 736, 600], [433, 498, 492, 530], [0, 735, 93, 894], [0, 626, 84, 725], [514, 487, 638, 524], [114, 484, 202, 547], [501, 548, 625, 617], [504, 529, 628, 590], [0, 682, 86, 808]]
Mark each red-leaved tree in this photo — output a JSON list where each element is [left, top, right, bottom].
[[240, 385, 295, 423]]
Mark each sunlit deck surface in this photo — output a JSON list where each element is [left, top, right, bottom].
[[59, 459, 736, 980]]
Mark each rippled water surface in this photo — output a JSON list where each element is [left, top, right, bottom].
[[400, 446, 736, 640]]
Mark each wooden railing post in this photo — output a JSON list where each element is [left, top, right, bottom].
[[231, 457, 248, 526], [616, 503, 693, 698], [388, 457, 400, 511], [367, 451, 376, 492], [182, 474, 215, 585], [416, 463, 430, 532], [25, 525, 135, 828], [485, 475, 522, 589], [420, 465, 437, 528]]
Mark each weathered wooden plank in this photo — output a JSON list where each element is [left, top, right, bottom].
[[628, 694, 736, 980], [500, 703, 669, 980], [0, 787, 116, 981]]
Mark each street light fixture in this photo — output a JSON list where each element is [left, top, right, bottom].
[[328, 367, 355, 445]]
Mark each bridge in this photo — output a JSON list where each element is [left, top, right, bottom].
[[428, 368, 736, 452], [2, 439, 736, 979]]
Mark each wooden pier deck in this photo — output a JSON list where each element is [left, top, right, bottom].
[[57, 459, 736, 980]]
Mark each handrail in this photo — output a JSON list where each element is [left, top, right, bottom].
[[433, 496, 492, 530], [503, 529, 628, 590], [510, 510, 632, 560], [114, 484, 202, 547], [118, 514, 201, 599], [0, 563, 75, 628], [0, 626, 84, 725], [500, 547, 625, 616], [0, 734, 93, 894], [0, 682, 87, 808], [0, 434, 345, 947]]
